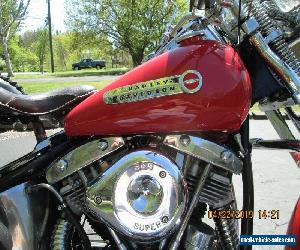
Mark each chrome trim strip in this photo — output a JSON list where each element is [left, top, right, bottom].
[[103, 70, 203, 104], [46, 137, 125, 183], [163, 135, 243, 174], [176, 30, 204, 43]]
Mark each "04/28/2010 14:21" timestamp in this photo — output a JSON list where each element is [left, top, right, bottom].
[[207, 210, 279, 219]]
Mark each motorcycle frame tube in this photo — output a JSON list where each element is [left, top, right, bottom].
[[264, 108, 300, 169], [0, 131, 88, 192], [240, 117, 254, 250], [285, 107, 300, 135]]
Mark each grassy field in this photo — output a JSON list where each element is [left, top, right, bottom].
[[12, 68, 128, 80], [12, 68, 125, 94], [20, 80, 110, 94]]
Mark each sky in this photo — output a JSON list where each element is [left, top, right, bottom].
[[20, 0, 300, 33], [21, 0, 66, 33]]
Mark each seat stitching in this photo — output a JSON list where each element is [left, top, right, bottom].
[[1, 90, 96, 115], [5, 96, 17, 105]]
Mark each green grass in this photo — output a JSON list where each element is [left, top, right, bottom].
[[12, 73, 52, 79], [12, 67, 129, 80], [52, 68, 128, 77], [20, 80, 110, 94]]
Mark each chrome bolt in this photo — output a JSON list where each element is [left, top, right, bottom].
[[159, 171, 166, 178], [99, 140, 108, 151], [56, 159, 68, 172], [161, 216, 169, 224], [221, 150, 233, 164], [180, 135, 191, 147], [95, 196, 102, 204]]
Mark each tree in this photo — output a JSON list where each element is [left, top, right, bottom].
[[35, 28, 48, 73], [66, 31, 116, 69], [66, 0, 186, 66], [19, 28, 49, 72], [55, 34, 68, 71], [0, 0, 31, 76]]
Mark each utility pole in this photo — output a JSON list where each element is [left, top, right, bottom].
[[47, 0, 55, 73]]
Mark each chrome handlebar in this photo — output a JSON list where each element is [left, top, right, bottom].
[[205, 0, 300, 104], [151, 0, 300, 105], [249, 32, 300, 103], [145, 13, 200, 61]]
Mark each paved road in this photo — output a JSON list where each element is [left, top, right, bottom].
[[17, 75, 119, 83], [233, 121, 300, 250], [0, 120, 300, 249]]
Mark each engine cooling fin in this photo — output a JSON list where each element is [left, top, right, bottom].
[[187, 170, 234, 208], [60, 175, 85, 215]]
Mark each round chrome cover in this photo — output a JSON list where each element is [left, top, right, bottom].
[[126, 174, 163, 214], [86, 150, 187, 242]]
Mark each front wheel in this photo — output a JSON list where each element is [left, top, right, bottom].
[[96, 65, 101, 70], [74, 66, 79, 71]]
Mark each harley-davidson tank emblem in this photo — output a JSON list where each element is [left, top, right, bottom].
[[103, 70, 202, 104]]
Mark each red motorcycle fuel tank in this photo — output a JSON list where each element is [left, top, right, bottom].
[[285, 197, 300, 250], [64, 40, 251, 136]]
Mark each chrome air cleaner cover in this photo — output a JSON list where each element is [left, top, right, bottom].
[[86, 150, 187, 242]]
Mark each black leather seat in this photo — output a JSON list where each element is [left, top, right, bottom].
[[0, 85, 96, 115]]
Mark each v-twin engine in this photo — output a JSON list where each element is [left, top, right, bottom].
[[46, 134, 242, 248]]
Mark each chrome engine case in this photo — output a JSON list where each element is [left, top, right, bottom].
[[0, 183, 51, 250], [85, 150, 187, 242]]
